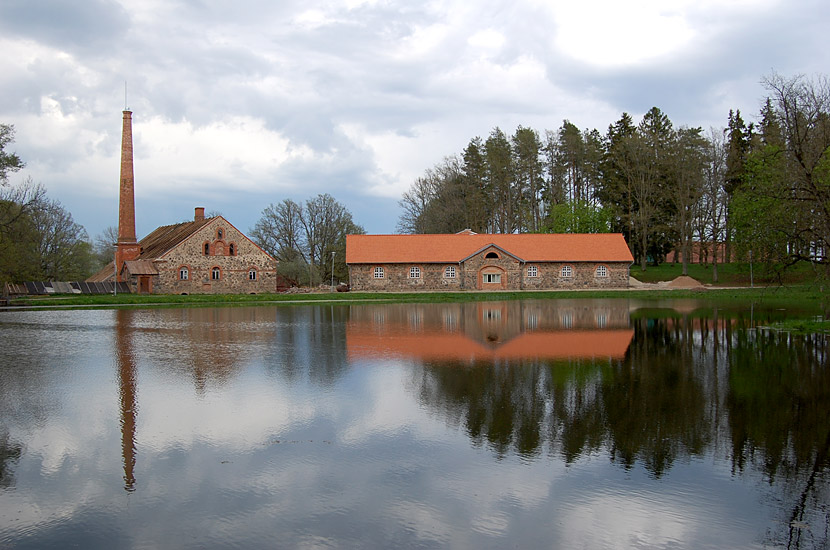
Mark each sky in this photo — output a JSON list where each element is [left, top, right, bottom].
[[0, 0, 828, 241]]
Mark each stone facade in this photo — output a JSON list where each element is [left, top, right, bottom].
[[123, 217, 277, 294], [349, 245, 630, 291]]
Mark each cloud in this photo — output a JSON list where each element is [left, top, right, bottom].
[[0, 0, 827, 239]]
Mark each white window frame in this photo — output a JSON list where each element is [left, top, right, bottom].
[[211, 267, 221, 280], [444, 266, 456, 278], [596, 265, 608, 278], [483, 273, 501, 284], [248, 268, 257, 281], [561, 265, 573, 278], [527, 265, 538, 277], [179, 267, 189, 281], [409, 266, 421, 279], [373, 266, 384, 279]]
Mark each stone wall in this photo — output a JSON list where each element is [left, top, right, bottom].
[[349, 245, 630, 291], [150, 218, 277, 294]]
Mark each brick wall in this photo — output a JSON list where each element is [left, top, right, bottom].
[[149, 218, 277, 294]]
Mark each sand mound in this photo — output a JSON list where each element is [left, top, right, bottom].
[[628, 276, 648, 287], [667, 275, 705, 289]]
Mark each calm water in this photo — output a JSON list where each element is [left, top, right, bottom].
[[0, 299, 828, 549]]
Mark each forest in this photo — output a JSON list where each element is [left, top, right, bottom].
[[398, 72, 830, 280], [0, 72, 827, 286]]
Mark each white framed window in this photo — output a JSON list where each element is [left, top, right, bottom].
[[444, 266, 456, 278], [483, 273, 501, 283], [561, 265, 573, 278], [179, 267, 189, 280], [211, 267, 221, 280], [248, 268, 257, 281], [373, 266, 384, 279], [596, 265, 608, 277], [409, 266, 421, 279], [527, 265, 538, 277]]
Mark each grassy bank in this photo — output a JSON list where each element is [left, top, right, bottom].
[[2, 284, 825, 311], [629, 261, 819, 285]]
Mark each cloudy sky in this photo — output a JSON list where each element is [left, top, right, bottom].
[[0, 0, 828, 240]]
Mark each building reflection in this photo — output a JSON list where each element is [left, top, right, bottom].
[[346, 300, 634, 362]]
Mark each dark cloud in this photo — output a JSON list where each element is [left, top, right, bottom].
[[0, 0, 130, 52]]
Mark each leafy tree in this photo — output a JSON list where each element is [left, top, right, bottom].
[[1, 179, 95, 282], [544, 200, 612, 234], [760, 72, 830, 268], [0, 124, 25, 185]]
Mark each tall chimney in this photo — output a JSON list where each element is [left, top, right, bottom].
[[195, 207, 205, 221], [115, 110, 140, 281]]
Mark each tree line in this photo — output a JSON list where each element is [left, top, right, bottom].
[[2, 71, 827, 286], [398, 72, 830, 280], [1, 125, 99, 283]]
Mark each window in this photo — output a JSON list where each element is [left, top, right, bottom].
[[229, 243, 235, 256], [483, 273, 501, 283], [444, 266, 456, 278], [373, 266, 384, 279], [248, 268, 257, 281], [217, 228, 224, 240], [179, 267, 189, 280], [409, 266, 421, 279], [485, 252, 499, 259], [204, 242, 210, 255], [596, 265, 608, 278], [561, 265, 573, 278], [527, 265, 538, 277], [211, 267, 221, 280]]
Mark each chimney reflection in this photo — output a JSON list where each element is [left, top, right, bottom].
[[115, 309, 137, 492]]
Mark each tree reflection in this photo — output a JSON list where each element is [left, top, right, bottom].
[[728, 329, 830, 549], [604, 317, 710, 477]]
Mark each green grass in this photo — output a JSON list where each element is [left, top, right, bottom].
[[761, 318, 830, 334], [629, 261, 818, 286], [2, 285, 825, 311]]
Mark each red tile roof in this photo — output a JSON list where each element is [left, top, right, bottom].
[[347, 327, 634, 360], [346, 233, 634, 264]]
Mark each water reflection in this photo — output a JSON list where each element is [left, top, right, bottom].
[[347, 300, 633, 361], [0, 302, 828, 549]]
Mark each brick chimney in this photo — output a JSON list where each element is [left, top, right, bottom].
[[115, 110, 140, 281], [195, 207, 205, 221]]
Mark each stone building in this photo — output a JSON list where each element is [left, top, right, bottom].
[[346, 231, 633, 291], [87, 110, 277, 293]]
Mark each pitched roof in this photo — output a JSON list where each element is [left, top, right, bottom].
[[123, 260, 159, 275], [136, 218, 214, 260], [346, 233, 634, 264]]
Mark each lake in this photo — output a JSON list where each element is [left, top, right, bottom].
[[0, 299, 827, 549]]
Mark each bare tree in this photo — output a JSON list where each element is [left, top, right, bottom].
[[702, 128, 728, 282]]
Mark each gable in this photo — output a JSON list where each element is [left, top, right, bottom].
[[137, 216, 276, 262]]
